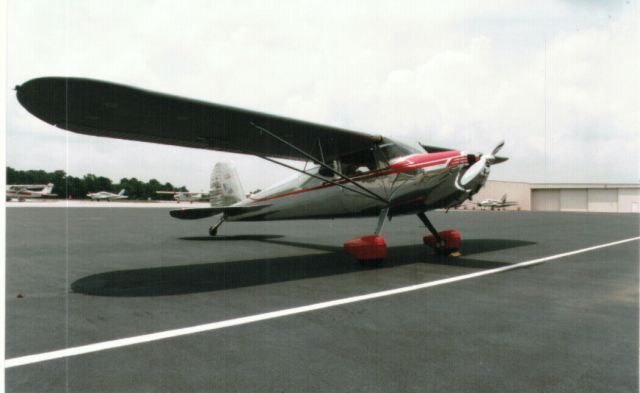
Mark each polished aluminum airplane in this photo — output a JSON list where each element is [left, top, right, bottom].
[[16, 77, 508, 263]]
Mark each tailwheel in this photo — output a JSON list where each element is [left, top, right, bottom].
[[208, 216, 225, 237]]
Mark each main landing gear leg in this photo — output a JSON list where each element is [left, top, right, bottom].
[[344, 208, 389, 266], [417, 212, 461, 256], [209, 216, 225, 237]]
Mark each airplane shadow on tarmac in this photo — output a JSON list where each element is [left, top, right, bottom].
[[71, 238, 535, 297]]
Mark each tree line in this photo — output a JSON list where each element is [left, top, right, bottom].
[[7, 167, 188, 200]]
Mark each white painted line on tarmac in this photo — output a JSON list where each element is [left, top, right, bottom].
[[5, 236, 640, 369], [6, 200, 200, 208]]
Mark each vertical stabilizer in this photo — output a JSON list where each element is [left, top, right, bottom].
[[118, 189, 126, 196], [501, 194, 507, 203], [210, 162, 245, 207], [43, 183, 54, 195]]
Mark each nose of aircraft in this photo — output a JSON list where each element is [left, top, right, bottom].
[[459, 141, 505, 187]]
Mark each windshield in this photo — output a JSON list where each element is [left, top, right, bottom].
[[378, 140, 421, 162]]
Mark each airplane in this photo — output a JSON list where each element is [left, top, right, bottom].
[[6, 183, 57, 201], [476, 194, 518, 210], [87, 189, 128, 201], [156, 190, 209, 203], [156, 163, 244, 204], [15, 77, 509, 263]]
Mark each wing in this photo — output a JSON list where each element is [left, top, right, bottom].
[[16, 77, 382, 161]]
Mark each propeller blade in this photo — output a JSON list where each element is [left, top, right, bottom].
[[493, 156, 509, 164], [460, 156, 487, 186], [491, 140, 504, 156]]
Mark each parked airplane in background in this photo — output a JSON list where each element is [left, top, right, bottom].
[[16, 77, 509, 263], [476, 194, 518, 210], [157, 164, 243, 204], [156, 190, 208, 203], [87, 189, 128, 201], [6, 183, 57, 201]]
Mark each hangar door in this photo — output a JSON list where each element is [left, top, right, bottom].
[[618, 189, 640, 213], [532, 190, 560, 211], [560, 189, 587, 211], [588, 189, 618, 212]]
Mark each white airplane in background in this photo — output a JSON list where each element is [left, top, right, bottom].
[[87, 189, 128, 201], [6, 183, 57, 201], [156, 191, 208, 203], [17, 77, 511, 264], [476, 194, 518, 210]]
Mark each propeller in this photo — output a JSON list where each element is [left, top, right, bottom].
[[459, 141, 505, 187]]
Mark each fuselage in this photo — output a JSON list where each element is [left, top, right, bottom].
[[87, 191, 127, 200], [6, 184, 55, 201], [477, 200, 518, 208], [478, 199, 501, 206], [174, 192, 204, 202], [222, 141, 488, 221]]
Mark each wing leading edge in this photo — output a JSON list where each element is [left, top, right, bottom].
[[16, 77, 382, 161]]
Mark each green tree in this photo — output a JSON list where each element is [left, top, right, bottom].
[[7, 167, 188, 200]]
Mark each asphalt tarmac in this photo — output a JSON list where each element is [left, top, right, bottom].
[[5, 208, 639, 392]]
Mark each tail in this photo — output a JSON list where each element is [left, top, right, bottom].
[[210, 162, 245, 207], [501, 194, 507, 203], [43, 183, 54, 194], [118, 189, 126, 196]]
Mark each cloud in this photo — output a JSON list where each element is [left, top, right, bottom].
[[6, 0, 639, 191]]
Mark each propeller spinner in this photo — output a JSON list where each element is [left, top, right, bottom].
[[459, 141, 505, 187]]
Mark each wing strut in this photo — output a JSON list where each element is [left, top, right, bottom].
[[250, 122, 389, 205]]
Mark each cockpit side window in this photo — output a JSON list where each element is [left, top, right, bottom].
[[318, 161, 337, 178], [339, 148, 377, 176]]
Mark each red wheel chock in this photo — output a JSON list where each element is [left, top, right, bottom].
[[344, 235, 387, 261], [423, 230, 461, 254]]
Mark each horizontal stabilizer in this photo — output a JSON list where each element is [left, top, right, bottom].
[[170, 205, 268, 220]]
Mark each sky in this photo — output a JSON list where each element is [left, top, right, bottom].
[[5, 0, 639, 193]]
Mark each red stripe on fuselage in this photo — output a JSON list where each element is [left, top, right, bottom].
[[248, 151, 464, 203]]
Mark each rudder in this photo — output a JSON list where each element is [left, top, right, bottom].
[[210, 162, 245, 206]]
